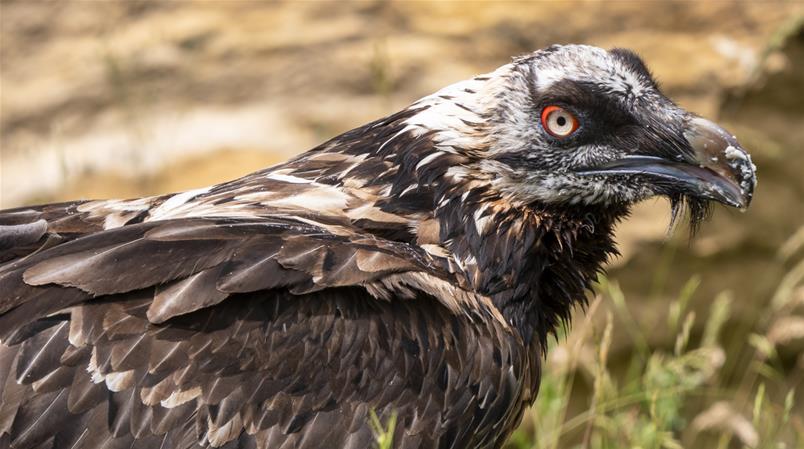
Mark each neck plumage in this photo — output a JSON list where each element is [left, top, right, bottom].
[[265, 59, 626, 346], [276, 102, 623, 347], [434, 194, 622, 347]]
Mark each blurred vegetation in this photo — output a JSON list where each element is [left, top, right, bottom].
[[2, 2, 803, 448], [505, 264, 803, 449]]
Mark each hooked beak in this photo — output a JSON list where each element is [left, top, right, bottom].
[[576, 117, 756, 209]]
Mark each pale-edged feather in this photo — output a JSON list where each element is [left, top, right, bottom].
[[150, 400, 195, 436], [148, 266, 229, 324], [0, 270, 89, 318], [15, 321, 70, 384], [109, 333, 151, 372], [102, 306, 150, 340], [30, 365, 73, 394], [0, 220, 47, 251], [9, 388, 71, 449], [216, 249, 307, 294], [146, 339, 190, 378], [22, 236, 231, 296], [109, 387, 135, 438], [66, 366, 108, 414], [126, 390, 154, 439]]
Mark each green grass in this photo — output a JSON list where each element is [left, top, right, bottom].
[[370, 410, 397, 449]]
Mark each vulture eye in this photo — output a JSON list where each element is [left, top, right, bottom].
[[541, 105, 579, 138]]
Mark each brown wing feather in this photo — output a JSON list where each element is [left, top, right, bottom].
[[0, 209, 534, 448], [0, 211, 534, 449], [0, 202, 105, 264], [0, 216, 429, 339], [0, 288, 534, 449]]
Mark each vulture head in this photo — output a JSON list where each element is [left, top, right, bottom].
[[349, 44, 759, 336], [406, 44, 756, 231]]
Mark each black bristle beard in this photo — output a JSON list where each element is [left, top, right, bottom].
[[668, 193, 714, 237]]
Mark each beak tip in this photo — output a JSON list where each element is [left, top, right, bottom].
[[725, 146, 756, 210], [687, 118, 757, 210]]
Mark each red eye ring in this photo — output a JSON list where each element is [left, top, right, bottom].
[[540, 105, 579, 138]]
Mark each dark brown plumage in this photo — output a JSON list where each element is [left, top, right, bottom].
[[0, 45, 755, 449]]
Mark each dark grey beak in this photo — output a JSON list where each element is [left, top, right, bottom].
[[576, 117, 756, 209]]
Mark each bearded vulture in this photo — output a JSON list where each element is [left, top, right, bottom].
[[0, 45, 756, 449]]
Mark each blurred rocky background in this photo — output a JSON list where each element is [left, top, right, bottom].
[[1, 1, 803, 447]]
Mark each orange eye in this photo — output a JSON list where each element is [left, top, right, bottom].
[[540, 105, 579, 138]]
